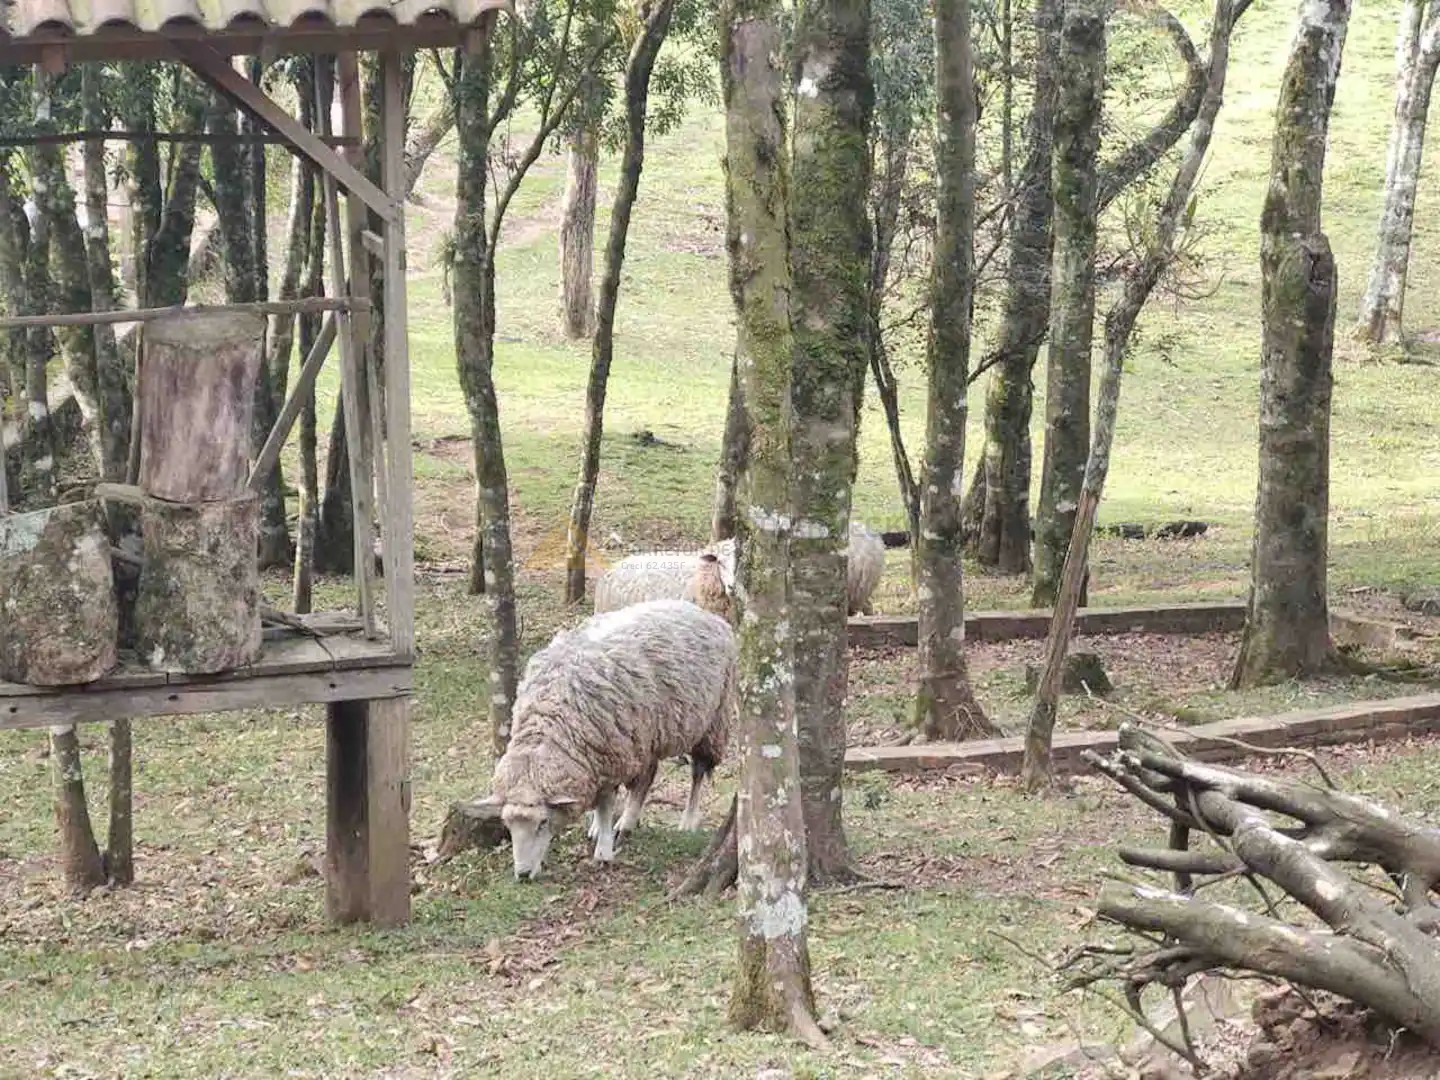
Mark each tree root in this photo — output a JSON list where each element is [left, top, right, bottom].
[[1072, 722, 1440, 1060]]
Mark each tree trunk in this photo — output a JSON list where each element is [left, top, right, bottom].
[[1233, 0, 1351, 687], [315, 400, 354, 574], [712, 350, 749, 542], [405, 98, 456, 198], [81, 67, 132, 484], [106, 719, 133, 884], [1356, 4, 1440, 344], [969, 0, 1060, 574], [50, 725, 107, 892], [558, 125, 599, 339], [564, 0, 677, 604], [294, 157, 326, 614], [455, 39, 521, 754], [142, 88, 207, 309], [789, 0, 871, 883], [1031, 0, 1105, 609], [722, 0, 825, 1046], [257, 93, 316, 570], [913, 0, 994, 743], [4, 181, 58, 505]]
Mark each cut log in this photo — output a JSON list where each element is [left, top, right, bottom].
[[436, 798, 509, 860], [0, 501, 118, 685], [135, 493, 261, 673], [137, 309, 266, 502]]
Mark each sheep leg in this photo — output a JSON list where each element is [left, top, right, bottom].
[[681, 748, 718, 830], [592, 787, 618, 862], [617, 763, 657, 835]]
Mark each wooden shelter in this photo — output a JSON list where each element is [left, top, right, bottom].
[[0, 0, 505, 925]]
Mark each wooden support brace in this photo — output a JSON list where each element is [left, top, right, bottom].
[[360, 229, 385, 259], [0, 296, 358, 331], [247, 313, 338, 492], [175, 41, 397, 226], [326, 695, 411, 926], [380, 50, 416, 658]]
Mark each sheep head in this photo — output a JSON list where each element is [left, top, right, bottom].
[[476, 787, 580, 880]]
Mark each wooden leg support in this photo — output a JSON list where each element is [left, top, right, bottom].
[[326, 695, 411, 926]]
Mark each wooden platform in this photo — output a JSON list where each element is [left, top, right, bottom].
[[0, 634, 411, 731]]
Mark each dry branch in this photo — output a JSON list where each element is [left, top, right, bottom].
[[1077, 722, 1440, 1056]]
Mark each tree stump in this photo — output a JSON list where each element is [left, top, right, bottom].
[[0, 501, 118, 685], [135, 493, 262, 673], [137, 310, 266, 502]]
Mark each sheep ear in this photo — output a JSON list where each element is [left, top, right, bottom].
[[546, 797, 579, 810]]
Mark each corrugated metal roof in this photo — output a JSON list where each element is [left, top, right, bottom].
[[0, 0, 508, 62]]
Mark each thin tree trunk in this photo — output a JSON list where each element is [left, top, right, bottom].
[[1023, 0, 1242, 791], [722, 0, 825, 1046], [558, 124, 599, 340], [789, 0, 871, 883], [969, 0, 1060, 574], [1031, 0, 1105, 609], [1233, 0, 1351, 688], [712, 350, 749, 542], [1357, 4, 1440, 345], [294, 165, 326, 614], [913, 0, 994, 743], [867, 132, 919, 539], [456, 37, 521, 753], [259, 90, 316, 571], [2, 179, 57, 504], [51, 726, 106, 892], [565, 0, 678, 603], [106, 719, 133, 883], [142, 91, 207, 309], [405, 99, 456, 197]]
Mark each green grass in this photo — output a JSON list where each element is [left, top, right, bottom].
[[6, 3, 1440, 1076]]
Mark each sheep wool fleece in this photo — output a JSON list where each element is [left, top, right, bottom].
[[494, 600, 738, 809]]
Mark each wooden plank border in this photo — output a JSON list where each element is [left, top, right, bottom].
[[845, 692, 1440, 776]]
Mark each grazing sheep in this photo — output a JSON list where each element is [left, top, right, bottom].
[[594, 522, 884, 615], [593, 538, 737, 614], [480, 599, 737, 879], [847, 521, 886, 615]]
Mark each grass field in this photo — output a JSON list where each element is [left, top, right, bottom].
[[4, 2, 1440, 1076]]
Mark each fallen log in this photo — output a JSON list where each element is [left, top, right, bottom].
[[437, 798, 508, 859], [1071, 723, 1440, 1060]]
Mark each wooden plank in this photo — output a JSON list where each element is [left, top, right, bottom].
[[246, 313, 338, 492], [380, 50, 417, 659], [319, 633, 402, 672], [337, 50, 385, 574], [365, 695, 411, 926], [0, 296, 358, 331], [0, 130, 360, 149], [360, 229, 385, 258], [315, 60, 378, 638], [175, 41, 397, 226], [171, 636, 336, 682], [0, 665, 411, 731]]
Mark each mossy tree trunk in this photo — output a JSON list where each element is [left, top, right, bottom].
[[913, 0, 994, 743], [1356, 1, 1440, 345], [51, 725, 107, 892], [565, 0, 679, 604], [0, 172, 56, 506], [1233, 0, 1351, 688], [558, 124, 599, 339], [294, 99, 328, 613], [711, 350, 748, 542], [1031, 0, 1104, 609], [455, 37, 521, 753], [1023, 0, 1244, 791], [968, 0, 1060, 576], [721, 0, 825, 1046], [789, 0, 871, 882]]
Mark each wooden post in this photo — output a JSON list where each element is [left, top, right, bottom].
[[314, 60, 377, 635], [380, 50, 416, 658], [137, 309, 266, 502], [326, 696, 411, 926]]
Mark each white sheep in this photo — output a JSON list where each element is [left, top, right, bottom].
[[478, 599, 736, 879], [594, 522, 886, 615], [593, 538, 737, 614]]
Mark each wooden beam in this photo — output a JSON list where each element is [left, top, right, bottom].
[[246, 313, 338, 493], [175, 40, 397, 226], [0, 296, 360, 331], [359, 229, 385, 259], [0, 130, 360, 150], [315, 60, 377, 638], [380, 51, 417, 660]]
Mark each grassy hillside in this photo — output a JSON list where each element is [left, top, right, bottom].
[[4, 4, 1440, 1077]]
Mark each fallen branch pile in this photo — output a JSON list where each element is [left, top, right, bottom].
[[1071, 724, 1440, 1060]]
